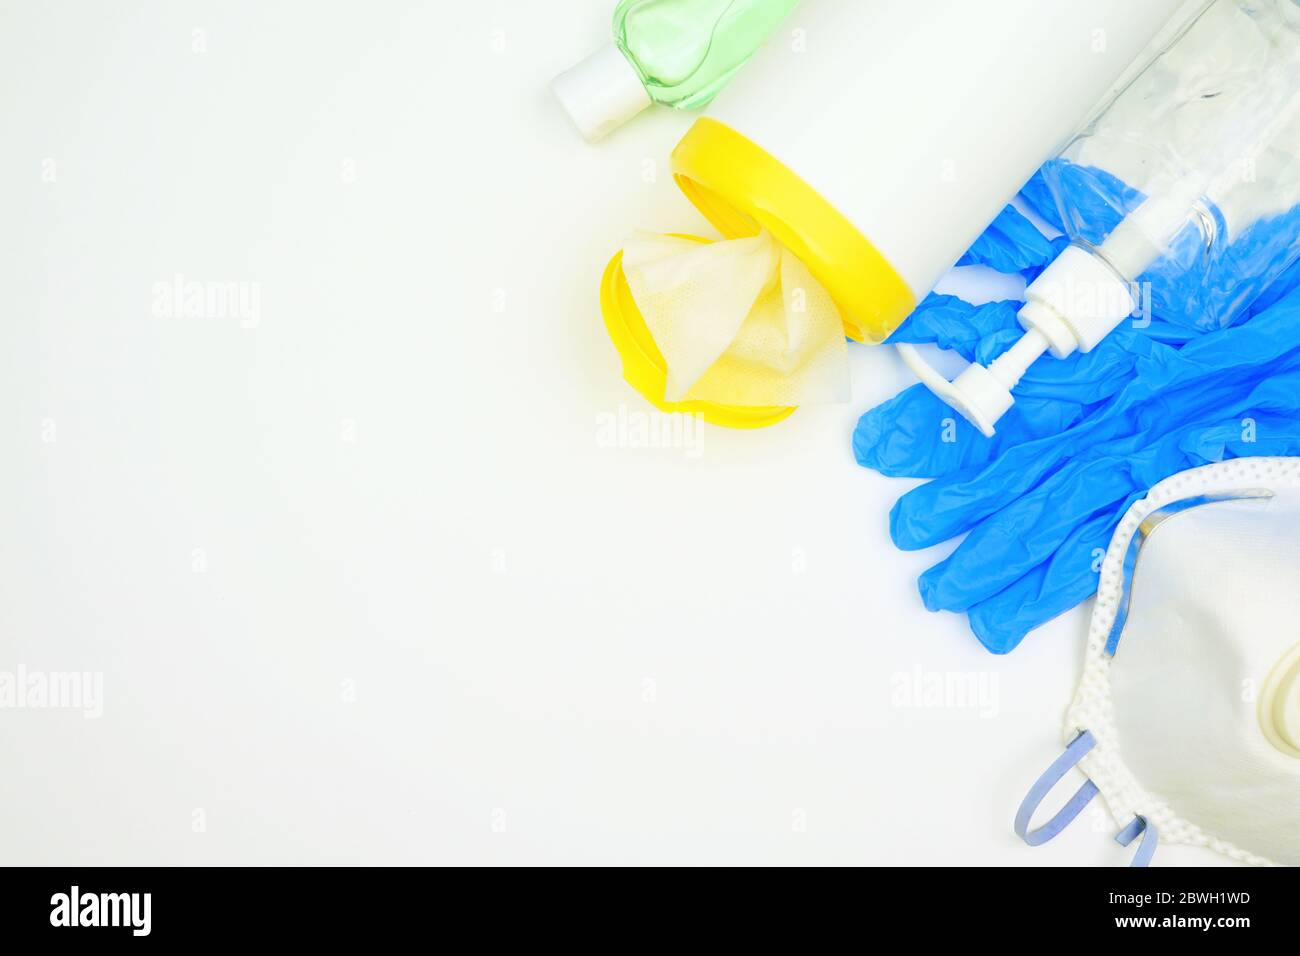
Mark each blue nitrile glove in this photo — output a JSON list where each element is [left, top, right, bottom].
[[860, 302, 1175, 480], [956, 200, 1066, 277], [893, 288, 1300, 653], [859, 165, 1269, 481], [855, 164, 1300, 652], [860, 246, 1300, 482]]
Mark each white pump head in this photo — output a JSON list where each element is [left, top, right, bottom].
[[899, 244, 1139, 437]]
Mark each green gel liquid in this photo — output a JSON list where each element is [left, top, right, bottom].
[[613, 0, 799, 110]]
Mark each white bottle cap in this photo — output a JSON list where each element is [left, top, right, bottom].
[[552, 43, 653, 143]]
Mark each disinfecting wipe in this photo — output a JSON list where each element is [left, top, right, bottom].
[[904, 0, 1300, 437], [599, 0, 1189, 428], [621, 231, 849, 408], [553, 0, 799, 143]]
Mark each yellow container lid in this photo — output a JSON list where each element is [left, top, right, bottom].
[[671, 118, 915, 345], [598, 117, 915, 429], [600, 239, 796, 430]]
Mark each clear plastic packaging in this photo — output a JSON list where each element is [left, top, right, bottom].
[[903, 0, 1300, 437], [1045, 0, 1300, 332]]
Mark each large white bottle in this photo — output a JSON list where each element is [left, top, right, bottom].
[[664, 0, 1196, 344]]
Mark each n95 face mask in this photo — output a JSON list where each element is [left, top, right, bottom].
[[1016, 457, 1300, 866]]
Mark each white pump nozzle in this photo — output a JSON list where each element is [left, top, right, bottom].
[[900, 178, 1213, 436], [899, 244, 1139, 436]]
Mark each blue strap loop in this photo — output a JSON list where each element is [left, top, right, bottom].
[[1115, 815, 1159, 867], [1015, 730, 1100, 846]]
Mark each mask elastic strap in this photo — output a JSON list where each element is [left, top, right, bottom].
[[1115, 815, 1158, 867], [1015, 730, 1099, 846]]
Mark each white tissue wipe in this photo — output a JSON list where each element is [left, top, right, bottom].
[[621, 231, 850, 407]]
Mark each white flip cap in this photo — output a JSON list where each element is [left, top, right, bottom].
[[552, 43, 653, 143]]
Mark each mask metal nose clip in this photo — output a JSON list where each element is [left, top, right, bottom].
[[1261, 643, 1300, 758]]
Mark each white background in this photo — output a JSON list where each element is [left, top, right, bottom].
[[0, 0, 1231, 865]]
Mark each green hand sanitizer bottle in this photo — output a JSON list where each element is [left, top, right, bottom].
[[553, 0, 799, 142]]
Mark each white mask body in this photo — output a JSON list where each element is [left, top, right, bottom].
[[1069, 457, 1300, 866]]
